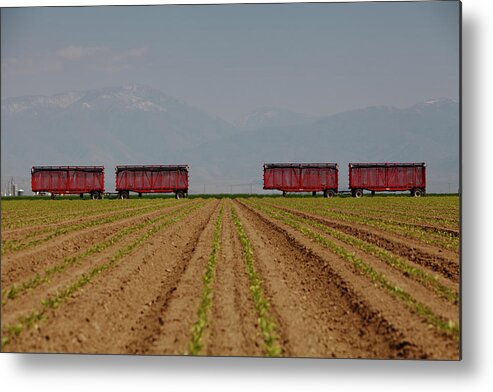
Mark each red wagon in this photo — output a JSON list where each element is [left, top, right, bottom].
[[115, 165, 189, 199], [348, 162, 426, 197], [31, 166, 105, 199], [263, 163, 339, 197]]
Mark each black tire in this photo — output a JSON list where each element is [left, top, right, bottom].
[[51, 193, 56, 200], [371, 190, 375, 197], [354, 189, 363, 198], [91, 192, 98, 200], [138, 193, 143, 198], [413, 188, 423, 197], [119, 191, 129, 199], [80, 193, 84, 199], [312, 191, 317, 196], [175, 191, 185, 199], [282, 191, 287, 197], [324, 189, 335, 198]]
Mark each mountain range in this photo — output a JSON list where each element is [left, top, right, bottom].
[[1, 84, 459, 194]]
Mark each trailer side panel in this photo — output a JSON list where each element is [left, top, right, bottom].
[[31, 166, 104, 194], [115, 165, 188, 194], [263, 163, 338, 193], [349, 163, 426, 192]]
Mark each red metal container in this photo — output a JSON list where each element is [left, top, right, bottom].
[[349, 162, 426, 197], [263, 163, 338, 197], [31, 166, 105, 199], [115, 165, 189, 199]]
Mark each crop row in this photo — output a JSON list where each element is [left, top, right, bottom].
[[2, 199, 125, 220], [317, 207, 458, 235], [2, 202, 169, 242], [262, 199, 459, 252], [187, 205, 224, 355], [231, 206, 282, 357], [255, 203, 458, 304], [2, 199, 173, 230], [301, 196, 459, 220], [1, 201, 204, 349], [1, 200, 190, 255], [317, 204, 459, 229], [2, 202, 204, 305], [245, 200, 459, 339]]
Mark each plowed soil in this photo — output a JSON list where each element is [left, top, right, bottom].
[[1, 196, 460, 359]]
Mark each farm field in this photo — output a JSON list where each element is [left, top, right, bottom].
[[1, 196, 460, 359]]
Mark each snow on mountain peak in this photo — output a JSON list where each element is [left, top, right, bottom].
[[1, 84, 175, 114], [423, 97, 457, 105]]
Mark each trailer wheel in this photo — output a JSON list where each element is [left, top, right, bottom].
[[91, 192, 100, 200], [282, 191, 286, 197], [354, 189, 363, 198], [175, 191, 185, 199], [413, 188, 423, 197], [51, 193, 56, 200], [312, 191, 317, 196], [80, 193, 84, 199], [324, 190, 335, 198], [119, 191, 129, 199]]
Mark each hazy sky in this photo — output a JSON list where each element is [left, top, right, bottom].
[[1, 1, 460, 121]]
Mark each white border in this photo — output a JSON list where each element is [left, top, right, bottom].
[[2, 0, 492, 391]]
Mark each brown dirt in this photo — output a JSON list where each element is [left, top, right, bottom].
[[203, 200, 264, 356], [323, 207, 460, 236], [1, 201, 198, 288], [232, 201, 403, 358], [4, 200, 216, 353], [2, 203, 161, 240], [294, 215, 458, 321], [328, 206, 459, 227], [1, 202, 172, 247], [237, 200, 459, 359], [1, 196, 460, 359], [265, 203, 459, 282], [1, 203, 202, 326], [126, 201, 222, 355]]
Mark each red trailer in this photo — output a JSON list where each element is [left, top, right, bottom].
[[115, 165, 189, 199], [263, 163, 339, 197], [31, 166, 105, 199], [349, 162, 426, 197]]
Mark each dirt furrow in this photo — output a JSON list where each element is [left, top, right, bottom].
[[1, 202, 172, 250], [204, 201, 264, 356], [127, 201, 223, 355], [319, 206, 460, 235], [290, 216, 458, 322], [1, 203, 203, 326], [265, 203, 459, 282], [239, 200, 459, 359], [1, 201, 198, 288], [2, 202, 165, 239], [4, 201, 215, 353], [323, 205, 459, 227], [233, 201, 410, 358]]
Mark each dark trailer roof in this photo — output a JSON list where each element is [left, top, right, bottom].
[[32, 166, 104, 173], [349, 162, 426, 168], [115, 165, 189, 172], [264, 163, 338, 169]]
